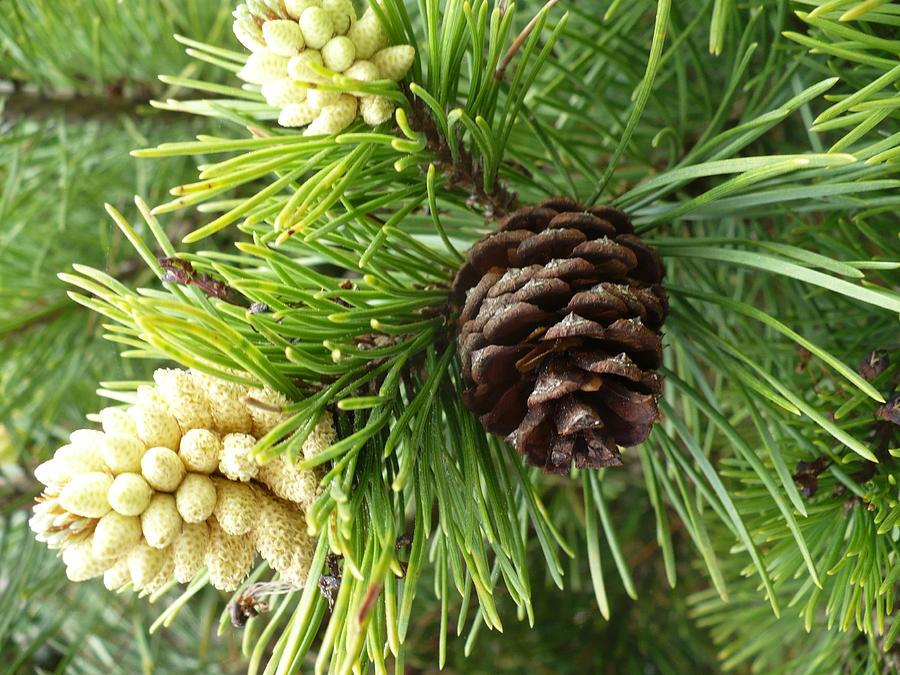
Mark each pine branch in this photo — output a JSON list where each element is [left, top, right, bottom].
[[5, 1, 900, 673], [408, 92, 518, 218], [1, 79, 185, 123]]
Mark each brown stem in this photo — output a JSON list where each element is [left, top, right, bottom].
[[409, 93, 518, 220], [1, 78, 182, 123], [495, 0, 562, 81]]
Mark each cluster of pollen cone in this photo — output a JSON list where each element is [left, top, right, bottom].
[[453, 198, 668, 474], [233, 0, 415, 133], [29, 369, 334, 593]]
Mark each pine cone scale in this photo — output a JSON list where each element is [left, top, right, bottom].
[[542, 312, 605, 340], [554, 394, 604, 435], [529, 356, 585, 405], [482, 303, 553, 344], [469, 344, 529, 386], [515, 228, 586, 264], [453, 198, 668, 473]]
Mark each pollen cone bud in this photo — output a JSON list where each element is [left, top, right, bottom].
[[287, 49, 325, 83], [322, 36, 355, 72], [255, 492, 313, 587], [101, 434, 145, 475], [108, 472, 153, 516], [29, 367, 327, 603], [93, 511, 142, 558], [59, 472, 113, 518], [99, 407, 138, 437], [323, 0, 355, 34], [141, 494, 183, 549], [359, 95, 394, 126], [206, 518, 256, 591], [213, 479, 257, 535], [234, 18, 268, 53], [176, 473, 217, 523], [262, 78, 309, 107], [247, 387, 290, 438], [141, 447, 186, 492], [371, 45, 414, 81], [240, 50, 291, 85], [257, 457, 320, 511], [307, 87, 340, 112], [343, 59, 379, 82], [142, 554, 176, 594], [69, 429, 105, 449], [104, 556, 132, 591], [173, 521, 210, 584], [219, 433, 259, 482], [263, 19, 305, 56], [303, 413, 336, 461], [34, 459, 68, 489], [305, 94, 357, 136], [63, 537, 117, 582], [129, 404, 181, 452], [279, 102, 319, 127], [178, 428, 221, 474], [154, 368, 213, 431], [347, 12, 388, 59], [190, 370, 254, 434], [299, 7, 334, 49], [285, 0, 321, 20], [55, 443, 106, 477], [128, 543, 171, 592]]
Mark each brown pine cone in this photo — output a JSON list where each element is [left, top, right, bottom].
[[451, 197, 668, 474]]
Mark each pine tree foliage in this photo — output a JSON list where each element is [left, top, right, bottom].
[[0, 0, 234, 441], [1, 0, 898, 673], [0, 0, 228, 94], [1, 2, 247, 671]]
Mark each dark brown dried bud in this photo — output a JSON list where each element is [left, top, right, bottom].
[[875, 392, 900, 426], [858, 349, 890, 381], [452, 198, 667, 473], [792, 456, 830, 498]]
